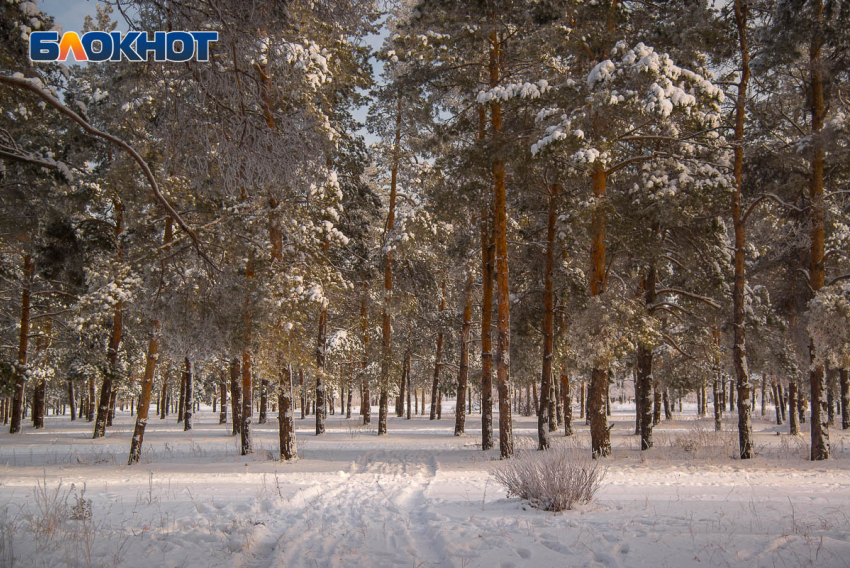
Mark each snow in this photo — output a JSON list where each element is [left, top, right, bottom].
[[1, 405, 849, 567]]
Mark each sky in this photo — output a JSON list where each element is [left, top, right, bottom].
[[36, 0, 385, 145]]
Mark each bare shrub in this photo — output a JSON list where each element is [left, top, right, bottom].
[[29, 475, 70, 541], [70, 484, 92, 521], [491, 447, 606, 512]]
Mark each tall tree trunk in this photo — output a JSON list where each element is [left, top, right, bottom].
[[761, 376, 766, 416], [538, 184, 559, 450], [480, 201, 495, 450], [183, 358, 193, 431], [230, 358, 241, 435], [663, 390, 672, 420], [347, 375, 354, 419], [398, 355, 407, 418], [588, 165, 610, 458], [159, 369, 169, 420], [219, 370, 227, 424], [259, 379, 268, 424], [637, 347, 655, 448], [32, 324, 49, 429], [789, 380, 800, 435], [360, 284, 371, 425], [430, 280, 447, 421], [406, 360, 412, 420], [455, 274, 473, 436], [377, 98, 402, 436], [94, 204, 124, 439], [177, 363, 186, 423], [316, 307, 327, 435], [488, 30, 514, 459], [128, 321, 161, 464], [652, 383, 662, 426], [107, 390, 117, 426], [731, 0, 754, 459], [773, 380, 783, 425], [729, 379, 736, 412], [637, 264, 657, 449], [561, 369, 574, 436], [241, 347, 253, 454], [808, 0, 829, 461], [839, 369, 849, 430], [279, 362, 296, 460], [68, 380, 76, 421], [9, 254, 32, 434]]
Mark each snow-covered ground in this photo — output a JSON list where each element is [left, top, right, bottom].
[[1, 404, 849, 568]]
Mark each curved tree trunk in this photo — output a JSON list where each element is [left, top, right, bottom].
[[128, 321, 161, 465]]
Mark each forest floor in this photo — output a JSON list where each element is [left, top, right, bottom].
[[1, 404, 849, 568]]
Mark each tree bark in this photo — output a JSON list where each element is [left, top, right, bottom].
[[220, 370, 228, 424], [128, 321, 161, 464], [94, 204, 124, 439], [315, 306, 327, 435], [455, 274, 473, 436], [652, 383, 662, 426], [360, 284, 370, 425], [808, 0, 829, 461], [183, 358, 193, 431], [241, 347, 253, 454], [488, 30, 513, 459], [480, 202, 495, 450], [279, 362, 296, 460], [68, 380, 76, 421], [538, 184, 559, 449], [729, 0, 755, 459], [663, 389, 672, 420], [789, 380, 800, 435], [773, 380, 783, 425], [561, 369, 574, 436], [9, 254, 33, 434], [259, 378, 268, 424], [588, 165, 610, 458], [177, 363, 186, 423], [226, 359, 239, 436], [429, 280, 447, 421]]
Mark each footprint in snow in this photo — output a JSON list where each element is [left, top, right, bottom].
[[516, 547, 531, 559]]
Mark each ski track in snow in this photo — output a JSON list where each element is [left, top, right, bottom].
[[1, 405, 850, 567]]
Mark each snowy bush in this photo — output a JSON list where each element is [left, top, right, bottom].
[[492, 447, 606, 512]]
